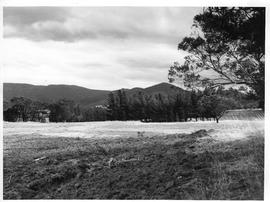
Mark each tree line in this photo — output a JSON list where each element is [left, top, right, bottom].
[[3, 86, 256, 123], [3, 97, 107, 122], [107, 87, 257, 123]]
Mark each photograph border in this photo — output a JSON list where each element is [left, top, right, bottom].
[[0, 0, 269, 201]]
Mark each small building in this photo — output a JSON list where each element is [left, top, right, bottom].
[[220, 108, 264, 121], [36, 109, 51, 123]]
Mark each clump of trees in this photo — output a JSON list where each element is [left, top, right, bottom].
[[106, 87, 256, 123], [3, 97, 105, 122], [49, 100, 82, 122], [168, 7, 265, 109], [3, 96, 119, 123], [83, 106, 107, 121], [4, 97, 49, 122]]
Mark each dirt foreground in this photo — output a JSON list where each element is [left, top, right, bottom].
[[3, 129, 264, 199]]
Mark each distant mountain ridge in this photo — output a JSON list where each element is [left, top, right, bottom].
[[3, 82, 187, 108]]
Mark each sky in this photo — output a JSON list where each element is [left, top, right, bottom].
[[3, 7, 203, 90]]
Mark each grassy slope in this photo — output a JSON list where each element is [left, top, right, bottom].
[[3, 130, 264, 199]]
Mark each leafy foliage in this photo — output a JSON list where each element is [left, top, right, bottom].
[[168, 7, 265, 108], [106, 88, 255, 122]]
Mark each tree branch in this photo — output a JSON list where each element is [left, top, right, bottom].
[[210, 81, 249, 88]]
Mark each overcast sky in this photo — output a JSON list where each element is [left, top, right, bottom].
[[3, 7, 202, 90]]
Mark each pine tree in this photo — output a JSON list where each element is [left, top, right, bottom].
[[107, 92, 116, 120]]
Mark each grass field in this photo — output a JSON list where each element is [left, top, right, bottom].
[[3, 120, 264, 199]]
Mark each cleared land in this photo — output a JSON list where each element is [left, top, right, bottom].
[[3, 120, 264, 199]]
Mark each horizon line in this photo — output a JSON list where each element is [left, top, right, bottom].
[[3, 81, 180, 91]]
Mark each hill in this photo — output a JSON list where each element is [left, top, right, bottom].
[[144, 82, 186, 95], [3, 83, 110, 108], [3, 82, 186, 108]]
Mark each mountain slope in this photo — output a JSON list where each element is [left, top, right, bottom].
[[3, 82, 186, 108], [3, 83, 110, 108]]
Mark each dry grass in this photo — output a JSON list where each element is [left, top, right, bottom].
[[3, 130, 264, 199], [197, 135, 264, 200]]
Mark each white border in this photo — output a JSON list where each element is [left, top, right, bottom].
[[1, 0, 269, 7], [1, 1, 269, 202], [264, 4, 270, 202], [0, 0, 3, 201]]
